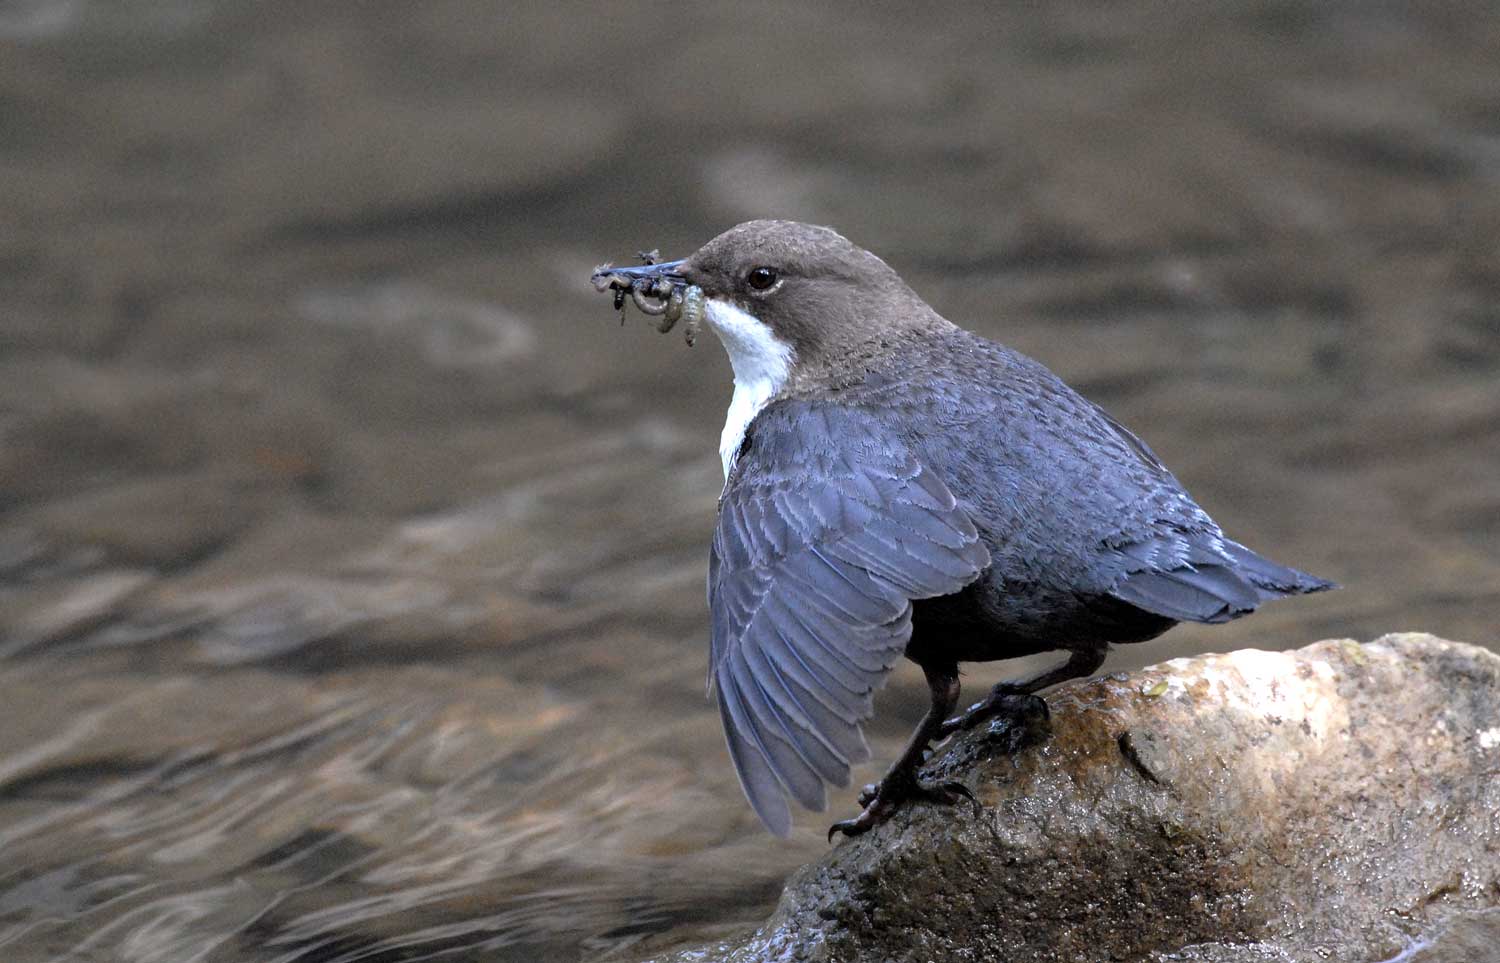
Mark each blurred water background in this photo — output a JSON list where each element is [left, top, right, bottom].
[[0, 1, 1497, 961]]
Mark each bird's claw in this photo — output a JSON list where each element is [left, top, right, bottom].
[[829, 778, 981, 841], [935, 779, 981, 816], [938, 691, 1050, 738]]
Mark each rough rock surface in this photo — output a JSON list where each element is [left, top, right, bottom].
[[648, 634, 1500, 963]]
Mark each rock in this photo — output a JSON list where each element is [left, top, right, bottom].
[[645, 634, 1500, 963]]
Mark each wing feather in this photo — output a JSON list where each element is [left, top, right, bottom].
[[755, 630, 865, 764], [709, 402, 988, 835], [729, 649, 828, 811], [741, 640, 851, 783], [717, 674, 792, 836]]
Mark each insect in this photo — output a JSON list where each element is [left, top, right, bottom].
[[590, 253, 704, 347]]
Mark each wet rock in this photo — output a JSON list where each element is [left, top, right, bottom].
[[1387, 908, 1500, 963], [648, 634, 1500, 963]]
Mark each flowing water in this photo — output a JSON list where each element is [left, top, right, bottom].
[[0, 2, 1497, 961]]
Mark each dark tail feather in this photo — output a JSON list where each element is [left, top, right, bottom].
[[1111, 538, 1336, 625], [1111, 565, 1257, 624], [1220, 540, 1338, 599]]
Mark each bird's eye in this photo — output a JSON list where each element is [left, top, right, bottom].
[[747, 266, 778, 291]]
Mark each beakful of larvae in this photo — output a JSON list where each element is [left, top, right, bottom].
[[591, 249, 704, 346]]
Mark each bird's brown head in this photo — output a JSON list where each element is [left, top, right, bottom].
[[674, 220, 947, 386], [603, 221, 948, 390], [594, 221, 952, 474]]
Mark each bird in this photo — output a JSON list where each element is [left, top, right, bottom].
[[595, 220, 1334, 839]]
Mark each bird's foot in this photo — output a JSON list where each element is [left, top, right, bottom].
[[937, 690, 1050, 739], [829, 776, 980, 840]]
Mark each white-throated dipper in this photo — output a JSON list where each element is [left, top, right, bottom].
[[593, 220, 1334, 839]]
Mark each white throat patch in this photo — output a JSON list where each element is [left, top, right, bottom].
[[704, 297, 794, 477]]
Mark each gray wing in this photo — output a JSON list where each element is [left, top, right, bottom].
[[709, 401, 990, 835]]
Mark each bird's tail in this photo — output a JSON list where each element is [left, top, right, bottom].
[[1110, 536, 1336, 625], [1221, 539, 1338, 600]]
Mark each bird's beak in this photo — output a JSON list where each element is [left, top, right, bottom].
[[590, 258, 688, 287]]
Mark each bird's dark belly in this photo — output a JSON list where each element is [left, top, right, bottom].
[[906, 573, 1177, 666]]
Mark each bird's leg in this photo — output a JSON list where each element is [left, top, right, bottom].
[[829, 660, 978, 840], [937, 646, 1106, 738]]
